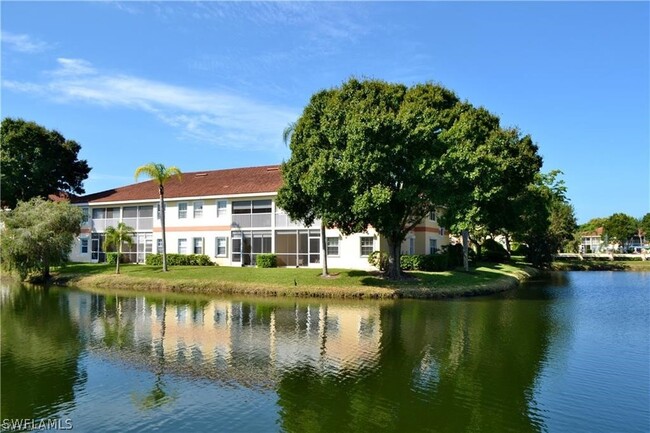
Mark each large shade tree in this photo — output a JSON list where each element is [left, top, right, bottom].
[[277, 78, 462, 279], [436, 106, 543, 271], [104, 222, 135, 274], [603, 213, 638, 247], [0, 198, 83, 281], [1, 118, 91, 208], [134, 163, 182, 272]]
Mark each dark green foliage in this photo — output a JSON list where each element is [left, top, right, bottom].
[[400, 254, 449, 272], [256, 254, 277, 268], [511, 243, 529, 256], [444, 244, 475, 269], [368, 251, 389, 271], [1, 118, 90, 208], [106, 253, 119, 265], [603, 213, 638, 244], [145, 254, 214, 266], [482, 239, 510, 263], [277, 78, 462, 279]]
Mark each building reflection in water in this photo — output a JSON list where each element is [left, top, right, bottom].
[[71, 293, 383, 380]]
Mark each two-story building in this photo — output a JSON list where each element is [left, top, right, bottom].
[[69, 165, 449, 270]]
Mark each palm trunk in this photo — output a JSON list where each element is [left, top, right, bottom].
[[320, 222, 329, 277], [116, 245, 121, 274], [159, 189, 168, 272]]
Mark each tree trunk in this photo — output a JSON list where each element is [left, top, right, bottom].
[[159, 190, 168, 272], [386, 238, 402, 279], [462, 229, 470, 272], [43, 256, 50, 281], [504, 232, 511, 255], [116, 245, 121, 274], [320, 222, 329, 277]]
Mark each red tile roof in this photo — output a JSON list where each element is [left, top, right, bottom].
[[74, 165, 282, 204]]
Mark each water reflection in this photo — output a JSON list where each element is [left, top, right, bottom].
[[9, 275, 645, 432], [0, 284, 85, 420]]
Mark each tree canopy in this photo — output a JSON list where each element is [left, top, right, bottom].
[[603, 213, 638, 245], [1, 118, 91, 208], [278, 78, 462, 278], [0, 198, 83, 281]]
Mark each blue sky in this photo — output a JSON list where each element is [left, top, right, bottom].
[[2, 2, 648, 223]]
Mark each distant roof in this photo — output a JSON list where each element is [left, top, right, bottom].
[[48, 191, 76, 202], [580, 227, 604, 237], [73, 165, 282, 204]]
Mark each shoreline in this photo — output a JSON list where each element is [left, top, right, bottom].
[[46, 263, 542, 300]]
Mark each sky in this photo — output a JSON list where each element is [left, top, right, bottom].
[[1, 1, 648, 224]]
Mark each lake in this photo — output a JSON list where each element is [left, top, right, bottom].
[[1, 272, 648, 432]]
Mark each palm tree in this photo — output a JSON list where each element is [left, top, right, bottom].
[[134, 163, 182, 272], [104, 222, 134, 274]]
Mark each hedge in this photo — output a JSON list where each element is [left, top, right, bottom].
[[400, 254, 449, 272], [482, 239, 510, 263], [256, 254, 277, 268], [145, 254, 214, 266]]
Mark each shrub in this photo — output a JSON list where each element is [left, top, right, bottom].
[[511, 242, 529, 256], [256, 254, 277, 268], [443, 244, 475, 269], [368, 251, 388, 271], [106, 252, 119, 265], [482, 239, 510, 263], [144, 254, 214, 266], [400, 254, 449, 272]]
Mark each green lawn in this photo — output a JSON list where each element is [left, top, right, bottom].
[[52, 261, 537, 299]]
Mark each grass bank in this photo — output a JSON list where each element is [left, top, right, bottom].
[[52, 262, 539, 300], [550, 259, 650, 271]]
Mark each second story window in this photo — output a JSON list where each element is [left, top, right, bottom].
[[178, 203, 187, 219], [193, 201, 203, 218], [81, 208, 89, 223], [429, 210, 437, 222], [217, 200, 227, 217]]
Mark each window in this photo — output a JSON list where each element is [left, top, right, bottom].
[[217, 200, 227, 217], [193, 238, 203, 254], [178, 203, 188, 219], [81, 238, 89, 254], [215, 237, 228, 257], [429, 210, 437, 222], [327, 237, 339, 256], [360, 236, 374, 256], [81, 208, 89, 223], [232, 201, 251, 214], [252, 200, 272, 214], [156, 239, 163, 254], [409, 238, 415, 255], [440, 227, 445, 236], [429, 238, 438, 255], [193, 201, 203, 218], [178, 238, 188, 254], [156, 204, 165, 219], [92, 208, 105, 219]]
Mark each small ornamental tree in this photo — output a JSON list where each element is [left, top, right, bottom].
[[278, 78, 461, 279], [0, 198, 83, 281], [104, 222, 135, 274]]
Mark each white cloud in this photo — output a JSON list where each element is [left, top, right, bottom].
[[3, 58, 298, 150], [1, 31, 51, 53]]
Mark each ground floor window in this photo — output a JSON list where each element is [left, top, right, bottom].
[[360, 236, 374, 257], [429, 238, 438, 255], [193, 237, 204, 254], [81, 238, 88, 254], [156, 239, 163, 254], [178, 238, 188, 254], [215, 237, 228, 257], [327, 237, 339, 256]]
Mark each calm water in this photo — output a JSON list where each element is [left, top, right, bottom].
[[1, 272, 648, 433]]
